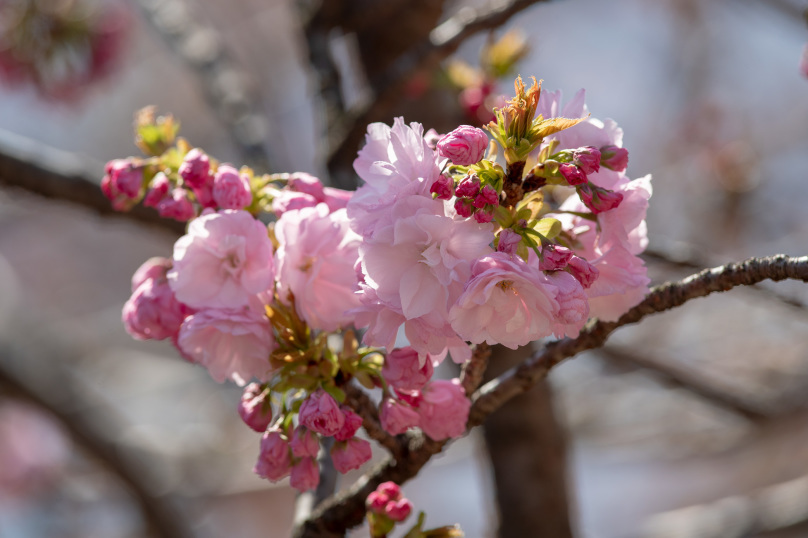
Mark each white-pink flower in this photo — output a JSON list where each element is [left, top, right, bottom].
[[177, 307, 275, 385], [449, 252, 560, 349], [348, 118, 441, 237], [168, 210, 275, 309], [275, 205, 361, 331], [546, 271, 589, 338]]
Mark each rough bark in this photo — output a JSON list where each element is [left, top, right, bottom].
[[482, 345, 574, 538]]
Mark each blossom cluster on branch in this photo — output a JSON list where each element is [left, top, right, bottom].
[[104, 76, 651, 510]]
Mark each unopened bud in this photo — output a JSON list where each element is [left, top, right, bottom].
[[179, 148, 211, 189], [213, 164, 252, 210], [573, 146, 601, 174], [558, 163, 587, 186], [437, 125, 488, 166], [600, 145, 629, 172], [157, 188, 195, 221]]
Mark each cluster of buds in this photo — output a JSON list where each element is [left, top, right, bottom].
[[0, 0, 129, 101], [366, 482, 464, 538]]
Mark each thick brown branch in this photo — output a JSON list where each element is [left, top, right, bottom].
[[0, 345, 191, 538], [297, 254, 808, 537], [460, 342, 491, 396], [0, 131, 184, 234], [326, 0, 552, 186]]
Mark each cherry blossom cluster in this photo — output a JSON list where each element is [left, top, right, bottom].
[[0, 0, 128, 101], [106, 76, 652, 495], [365, 482, 463, 538]]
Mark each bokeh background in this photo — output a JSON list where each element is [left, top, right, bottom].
[[1, 0, 808, 536]]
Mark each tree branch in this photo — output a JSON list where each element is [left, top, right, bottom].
[[296, 254, 808, 537], [326, 0, 552, 186], [0, 130, 184, 234]]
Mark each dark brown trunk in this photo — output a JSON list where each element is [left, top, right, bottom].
[[482, 344, 574, 538]]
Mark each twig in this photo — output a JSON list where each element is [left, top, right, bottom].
[[460, 342, 491, 396], [344, 384, 403, 458], [0, 344, 192, 538], [326, 0, 552, 187], [0, 130, 184, 234], [596, 345, 774, 422], [644, 244, 808, 313], [296, 254, 808, 537]]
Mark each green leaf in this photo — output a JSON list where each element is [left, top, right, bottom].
[[323, 384, 346, 404], [533, 217, 561, 240]]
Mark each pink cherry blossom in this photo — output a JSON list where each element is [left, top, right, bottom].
[[254, 429, 291, 481], [131, 257, 172, 291], [539, 245, 573, 271], [348, 118, 441, 237], [238, 383, 272, 432], [177, 307, 274, 385], [123, 278, 190, 341], [323, 187, 352, 212], [496, 229, 522, 256], [331, 438, 372, 473], [290, 426, 320, 458], [385, 499, 413, 522], [179, 148, 211, 189], [290, 457, 320, 492], [379, 398, 420, 435], [448, 252, 560, 349], [104, 159, 142, 199], [567, 256, 599, 288], [298, 390, 345, 437], [275, 205, 361, 331], [143, 172, 170, 208], [288, 172, 325, 198], [213, 164, 253, 210], [382, 347, 434, 391], [157, 188, 196, 221], [417, 379, 470, 441], [546, 271, 589, 338], [168, 210, 274, 309], [271, 190, 320, 216], [437, 125, 488, 165], [334, 407, 363, 442]]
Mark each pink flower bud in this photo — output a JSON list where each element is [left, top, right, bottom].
[[179, 148, 211, 189], [334, 408, 363, 442], [331, 438, 372, 474], [290, 426, 320, 458], [567, 256, 599, 289], [473, 208, 494, 224], [454, 198, 474, 218], [131, 257, 171, 291], [105, 159, 143, 199], [377, 481, 401, 500], [417, 379, 470, 441], [437, 125, 488, 165], [473, 185, 499, 209], [578, 184, 623, 214], [367, 491, 390, 514], [600, 145, 629, 172], [385, 498, 413, 522], [238, 383, 272, 432], [254, 429, 291, 481], [298, 390, 345, 437], [455, 175, 481, 198], [558, 163, 587, 186], [573, 146, 601, 174], [382, 347, 433, 392], [430, 175, 454, 200], [290, 457, 320, 492], [288, 173, 325, 199], [122, 279, 189, 341], [496, 229, 522, 256], [380, 399, 420, 435], [143, 172, 170, 208], [192, 182, 217, 209], [213, 164, 253, 210], [395, 389, 423, 408], [539, 245, 573, 271], [157, 188, 196, 221]]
